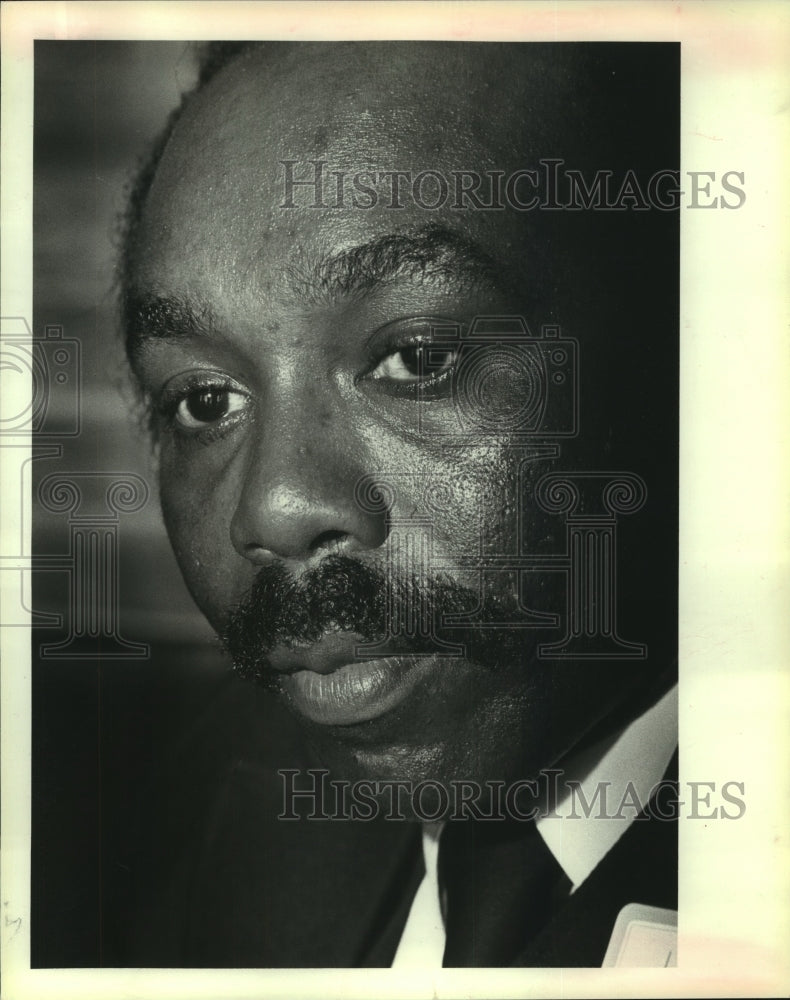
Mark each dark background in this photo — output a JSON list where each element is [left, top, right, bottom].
[[31, 42, 218, 966], [32, 41, 210, 642]]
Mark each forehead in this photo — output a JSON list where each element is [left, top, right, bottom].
[[159, 42, 562, 172], [130, 44, 581, 305]]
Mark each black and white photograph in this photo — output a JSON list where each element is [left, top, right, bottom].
[[2, 3, 788, 998]]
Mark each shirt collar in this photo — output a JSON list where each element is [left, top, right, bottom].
[[535, 683, 678, 891]]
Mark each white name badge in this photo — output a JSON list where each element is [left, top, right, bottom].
[[602, 903, 677, 967]]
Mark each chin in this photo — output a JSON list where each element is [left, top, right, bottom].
[[297, 692, 533, 789]]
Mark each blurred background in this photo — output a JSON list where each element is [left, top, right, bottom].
[[31, 42, 225, 967], [33, 40, 212, 645]]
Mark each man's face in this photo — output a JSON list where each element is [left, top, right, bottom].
[[126, 44, 662, 787]]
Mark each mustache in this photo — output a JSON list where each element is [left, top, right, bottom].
[[220, 553, 522, 687]]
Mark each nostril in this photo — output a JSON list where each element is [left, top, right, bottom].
[[310, 529, 350, 555]]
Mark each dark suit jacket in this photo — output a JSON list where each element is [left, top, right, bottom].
[[100, 669, 677, 968]]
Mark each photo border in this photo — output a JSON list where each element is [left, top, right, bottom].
[[2, 2, 789, 998]]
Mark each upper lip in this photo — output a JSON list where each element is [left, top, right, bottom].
[[267, 631, 381, 675]]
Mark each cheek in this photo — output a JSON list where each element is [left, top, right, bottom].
[[397, 442, 520, 570], [405, 441, 567, 621], [158, 453, 248, 628]]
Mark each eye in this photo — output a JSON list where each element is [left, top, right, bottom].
[[156, 370, 251, 436], [367, 316, 463, 388], [371, 342, 457, 383], [175, 386, 248, 429]]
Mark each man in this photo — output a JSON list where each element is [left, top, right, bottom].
[[110, 40, 678, 967]]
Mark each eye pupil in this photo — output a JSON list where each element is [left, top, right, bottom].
[[187, 389, 228, 422], [398, 344, 455, 378], [428, 347, 455, 372], [400, 345, 424, 376]]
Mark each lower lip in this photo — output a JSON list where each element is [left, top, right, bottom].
[[279, 654, 435, 726]]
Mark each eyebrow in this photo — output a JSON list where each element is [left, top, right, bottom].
[[124, 224, 507, 359], [291, 224, 505, 303], [124, 294, 216, 361]]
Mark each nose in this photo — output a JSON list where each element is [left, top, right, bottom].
[[229, 399, 388, 566]]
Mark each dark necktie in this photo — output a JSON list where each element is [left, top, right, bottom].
[[438, 818, 571, 967]]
